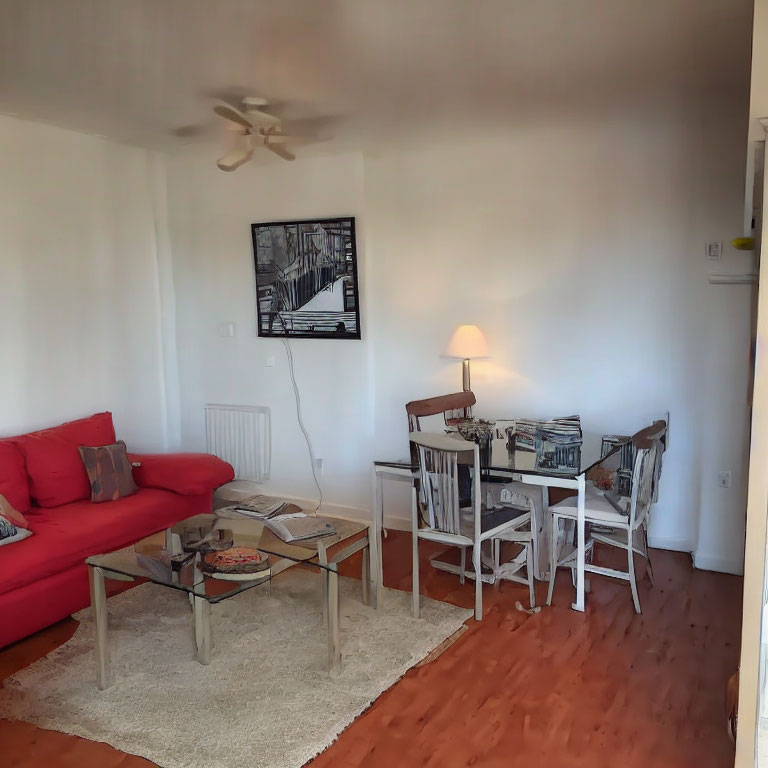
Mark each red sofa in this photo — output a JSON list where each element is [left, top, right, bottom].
[[0, 412, 234, 649]]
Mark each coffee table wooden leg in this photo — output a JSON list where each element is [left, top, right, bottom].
[[89, 565, 110, 690], [325, 565, 341, 675], [370, 466, 384, 612], [361, 543, 370, 606], [194, 595, 211, 665]]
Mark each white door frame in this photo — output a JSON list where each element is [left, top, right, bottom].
[[736, 118, 768, 768]]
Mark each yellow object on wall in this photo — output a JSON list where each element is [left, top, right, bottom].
[[731, 237, 755, 251]]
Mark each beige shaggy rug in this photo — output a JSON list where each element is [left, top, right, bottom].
[[0, 571, 471, 768]]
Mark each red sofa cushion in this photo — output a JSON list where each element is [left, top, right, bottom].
[[13, 412, 116, 508], [129, 453, 234, 495], [0, 440, 31, 513], [0, 488, 197, 596]]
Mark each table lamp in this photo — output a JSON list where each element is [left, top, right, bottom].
[[444, 325, 489, 391]]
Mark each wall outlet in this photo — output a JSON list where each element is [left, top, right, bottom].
[[718, 471, 732, 489], [706, 241, 723, 260], [265, 356, 275, 368], [313, 457, 324, 475]]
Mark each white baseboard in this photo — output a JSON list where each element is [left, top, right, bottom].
[[215, 482, 370, 523], [223, 482, 744, 576], [648, 535, 693, 553], [693, 551, 744, 576], [382, 516, 412, 532], [282, 494, 414, 532], [276, 493, 369, 521], [648, 535, 744, 575], [216, 480, 415, 532]]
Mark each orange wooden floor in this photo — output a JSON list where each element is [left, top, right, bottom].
[[0, 532, 742, 768]]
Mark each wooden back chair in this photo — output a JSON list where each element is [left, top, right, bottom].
[[600, 418, 668, 500], [405, 391, 476, 432], [405, 391, 477, 502], [632, 419, 667, 504]]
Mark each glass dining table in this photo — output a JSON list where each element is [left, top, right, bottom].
[[372, 425, 623, 612]]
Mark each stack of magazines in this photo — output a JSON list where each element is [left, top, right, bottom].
[[225, 494, 337, 543], [232, 495, 302, 519]]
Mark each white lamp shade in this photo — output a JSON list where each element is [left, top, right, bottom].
[[444, 325, 489, 359]]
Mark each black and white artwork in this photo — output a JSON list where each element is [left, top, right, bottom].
[[251, 217, 361, 339]]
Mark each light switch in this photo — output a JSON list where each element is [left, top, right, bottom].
[[218, 321, 236, 338], [706, 241, 722, 260], [718, 471, 732, 488], [265, 356, 275, 367]]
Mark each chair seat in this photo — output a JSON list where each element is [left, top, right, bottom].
[[550, 483, 629, 525], [459, 504, 531, 538]]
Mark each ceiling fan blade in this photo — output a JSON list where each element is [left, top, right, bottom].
[[261, 134, 327, 145], [216, 146, 254, 172], [213, 104, 253, 131], [265, 142, 295, 161], [172, 123, 212, 138]]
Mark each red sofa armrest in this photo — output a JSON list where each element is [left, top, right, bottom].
[[128, 453, 234, 495]]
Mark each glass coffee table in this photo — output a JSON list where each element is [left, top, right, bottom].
[[86, 513, 373, 689]]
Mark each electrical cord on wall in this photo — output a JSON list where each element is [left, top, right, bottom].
[[281, 338, 323, 514]]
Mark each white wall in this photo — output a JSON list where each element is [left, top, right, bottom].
[[164, 151, 373, 513], [164, 104, 751, 573], [363, 115, 752, 570], [0, 116, 168, 450]]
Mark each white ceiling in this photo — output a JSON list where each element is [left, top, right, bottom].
[[0, 0, 754, 152]]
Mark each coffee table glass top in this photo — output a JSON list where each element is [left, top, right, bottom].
[[86, 513, 365, 604]]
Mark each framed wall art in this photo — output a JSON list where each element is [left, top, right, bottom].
[[251, 216, 361, 339]]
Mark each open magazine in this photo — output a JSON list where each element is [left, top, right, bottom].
[[262, 513, 336, 543]]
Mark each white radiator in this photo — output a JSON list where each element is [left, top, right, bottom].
[[205, 404, 271, 482]]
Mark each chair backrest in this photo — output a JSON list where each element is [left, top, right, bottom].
[[628, 442, 658, 531], [405, 391, 476, 432], [409, 431, 479, 536], [633, 419, 667, 449], [600, 418, 667, 499], [406, 392, 477, 477], [633, 419, 667, 503], [600, 434, 634, 496]]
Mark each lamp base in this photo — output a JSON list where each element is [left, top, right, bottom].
[[462, 359, 471, 392]]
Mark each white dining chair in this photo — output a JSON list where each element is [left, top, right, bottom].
[[489, 489, 537, 607], [409, 431, 536, 620], [546, 440, 658, 613]]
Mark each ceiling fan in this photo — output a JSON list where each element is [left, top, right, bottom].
[[212, 96, 318, 171]]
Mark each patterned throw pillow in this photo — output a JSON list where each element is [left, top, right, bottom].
[[0, 493, 30, 529], [0, 493, 32, 546], [78, 441, 138, 503]]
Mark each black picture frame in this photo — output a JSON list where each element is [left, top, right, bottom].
[[251, 216, 361, 340]]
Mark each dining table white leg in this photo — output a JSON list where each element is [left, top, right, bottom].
[[572, 473, 586, 612], [361, 542, 370, 606], [369, 465, 384, 612]]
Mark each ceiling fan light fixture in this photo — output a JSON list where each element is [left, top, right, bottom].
[[209, 95, 328, 170]]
